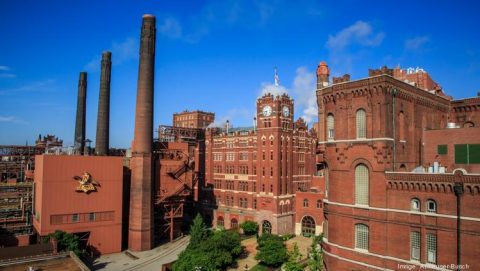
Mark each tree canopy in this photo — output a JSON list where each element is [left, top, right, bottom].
[[255, 234, 288, 267], [240, 220, 259, 236], [173, 215, 242, 271]]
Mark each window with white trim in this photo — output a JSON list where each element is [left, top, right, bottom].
[[327, 114, 334, 140], [411, 198, 420, 211], [427, 200, 437, 213], [226, 152, 235, 161], [410, 231, 420, 261], [354, 224, 369, 250], [356, 109, 366, 139], [427, 233, 437, 264], [355, 164, 369, 205], [213, 152, 222, 161]]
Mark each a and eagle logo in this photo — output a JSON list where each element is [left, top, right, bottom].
[[73, 172, 100, 193]]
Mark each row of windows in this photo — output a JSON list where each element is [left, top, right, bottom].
[[350, 224, 437, 264], [302, 199, 323, 208], [218, 195, 257, 209], [411, 198, 437, 213], [50, 211, 114, 225], [327, 109, 366, 140]]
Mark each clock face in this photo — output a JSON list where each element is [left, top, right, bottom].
[[283, 106, 290, 117], [262, 105, 272, 117]]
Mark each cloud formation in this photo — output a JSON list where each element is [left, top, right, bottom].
[[326, 21, 384, 50], [258, 67, 317, 124], [0, 115, 27, 124], [292, 67, 316, 123], [405, 36, 429, 51], [0, 65, 16, 78], [0, 79, 56, 95], [158, 17, 183, 39], [325, 21, 384, 75], [85, 37, 138, 72]]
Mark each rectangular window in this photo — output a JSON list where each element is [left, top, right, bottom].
[[455, 144, 480, 164], [72, 213, 79, 223], [437, 145, 448, 155], [226, 152, 235, 161], [410, 231, 420, 261], [89, 212, 96, 221], [427, 233, 437, 264], [213, 152, 222, 161], [355, 224, 369, 250]]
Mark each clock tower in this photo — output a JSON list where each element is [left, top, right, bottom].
[[255, 93, 295, 234]]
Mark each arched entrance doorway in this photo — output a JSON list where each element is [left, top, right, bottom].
[[217, 216, 224, 228], [262, 220, 272, 234], [231, 218, 239, 230], [301, 216, 316, 236]]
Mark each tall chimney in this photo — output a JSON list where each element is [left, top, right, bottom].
[[129, 14, 156, 252], [95, 51, 112, 156], [74, 72, 87, 155]]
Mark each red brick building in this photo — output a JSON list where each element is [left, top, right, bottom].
[[33, 155, 124, 254], [173, 110, 215, 129], [317, 62, 480, 270], [202, 93, 324, 236]]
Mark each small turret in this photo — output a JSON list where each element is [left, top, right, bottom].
[[316, 61, 330, 88]]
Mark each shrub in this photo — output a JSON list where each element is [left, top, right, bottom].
[[240, 220, 259, 236]]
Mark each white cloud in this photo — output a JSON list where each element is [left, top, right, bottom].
[[325, 21, 385, 75], [259, 82, 288, 96], [158, 17, 183, 39], [0, 73, 16, 78], [405, 36, 429, 51], [85, 37, 138, 72], [209, 107, 253, 128], [0, 115, 27, 124], [0, 79, 56, 95], [326, 21, 384, 50], [0, 66, 10, 71], [292, 67, 317, 123], [257, 67, 317, 124]]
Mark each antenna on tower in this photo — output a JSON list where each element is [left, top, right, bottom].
[[274, 66, 280, 87]]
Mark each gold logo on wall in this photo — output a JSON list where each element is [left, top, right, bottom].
[[73, 172, 100, 193]]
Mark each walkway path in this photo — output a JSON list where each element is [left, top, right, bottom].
[[89, 236, 190, 271]]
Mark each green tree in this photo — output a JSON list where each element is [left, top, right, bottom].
[[173, 229, 242, 271], [284, 242, 303, 271], [43, 230, 85, 257], [255, 234, 288, 267], [308, 235, 323, 271], [188, 214, 208, 250], [240, 220, 259, 236]]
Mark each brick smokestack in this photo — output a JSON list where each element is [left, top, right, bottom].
[[129, 14, 156, 251], [74, 72, 87, 155], [95, 51, 112, 156]]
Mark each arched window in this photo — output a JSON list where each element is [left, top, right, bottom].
[[303, 199, 309, 207], [355, 164, 369, 205], [317, 200, 322, 209], [217, 216, 224, 228], [355, 224, 369, 250], [464, 121, 474, 128], [262, 220, 272, 234], [301, 216, 316, 236], [427, 199, 437, 213], [231, 218, 239, 229], [399, 111, 405, 141], [411, 198, 420, 211], [356, 109, 366, 139], [327, 113, 335, 140]]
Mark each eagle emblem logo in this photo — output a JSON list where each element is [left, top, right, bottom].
[[73, 172, 100, 193]]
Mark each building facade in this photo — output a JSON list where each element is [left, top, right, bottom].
[[33, 155, 124, 254], [173, 110, 215, 129], [203, 93, 323, 235], [317, 62, 480, 270]]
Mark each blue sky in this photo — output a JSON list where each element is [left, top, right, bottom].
[[1, 0, 479, 148]]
